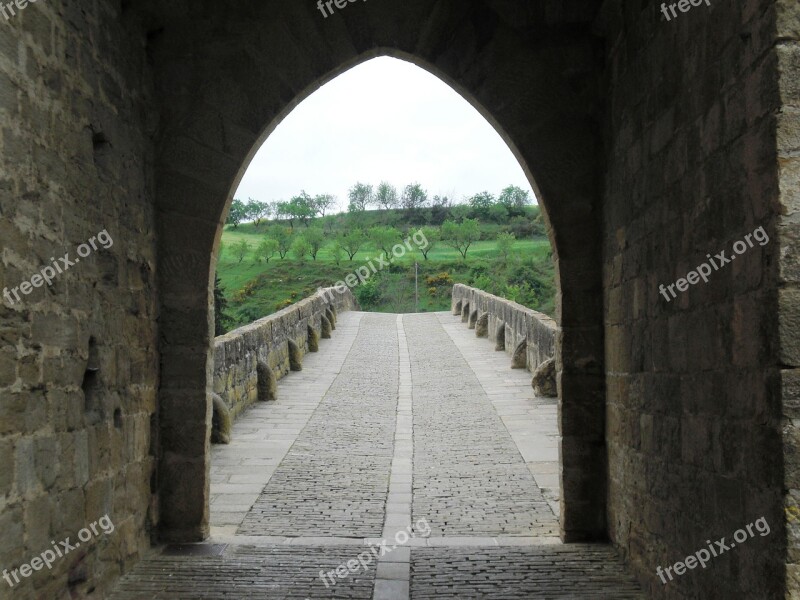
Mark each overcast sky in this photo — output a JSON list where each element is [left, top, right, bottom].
[[234, 56, 537, 211]]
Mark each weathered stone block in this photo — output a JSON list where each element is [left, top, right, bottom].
[[210, 393, 231, 444], [532, 358, 557, 397]]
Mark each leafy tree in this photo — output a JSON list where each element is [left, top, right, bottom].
[[255, 238, 279, 263], [232, 239, 251, 264], [275, 201, 293, 229], [288, 191, 316, 227], [269, 226, 293, 259], [417, 226, 439, 260], [401, 183, 428, 211], [213, 274, 232, 336], [314, 194, 337, 218], [291, 235, 312, 261], [337, 229, 366, 260], [430, 194, 453, 208], [441, 218, 480, 259], [369, 226, 401, 260], [468, 191, 495, 219], [247, 199, 271, 227], [303, 227, 327, 260], [497, 185, 531, 209], [331, 244, 344, 265], [375, 181, 399, 210], [268, 200, 282, 221], [227, 199, 247, 229], [348, 182, 373, 212], [496, 232, 516, 262]]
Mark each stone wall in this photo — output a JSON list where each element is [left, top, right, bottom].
[[0, 2, 157, 598], [602, 0, 791, 597], [776, 0, 800, 594], [213, 288, 359, 422], [451, 284, 557, 374]]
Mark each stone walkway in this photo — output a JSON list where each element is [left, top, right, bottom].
[[109, 312, 643, 599]]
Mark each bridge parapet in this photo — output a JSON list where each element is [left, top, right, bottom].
[[451, 284, 557, 374], [212, 287, 359, 424]]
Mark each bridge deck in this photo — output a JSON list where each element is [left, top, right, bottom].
[[110, 312, 643, 599]]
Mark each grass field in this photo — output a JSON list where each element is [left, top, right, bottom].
[[216, 223, 554, 331]]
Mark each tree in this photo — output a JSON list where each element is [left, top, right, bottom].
[[369, 226, 401, 260], [303, 227, 327, 260], [232, 239, 251, 264], [430, 194, 453, 209], [468, 191, 495, 218], [496, 232, 516, 262], [275, 201, 293, 229], [288, 191, 316, 227], [314, 194, 336, 218], [441, 218, 481, 259], [213, 274, 232, 336], [497, 185, 531, 210], [291, 235, 312, 261], [375, 182, 399, 210], [246, 199, 271, 227], [348, 182, 373, 212], [337, 229, 366, 260], [417, 226, 440, 260], [331, 244, 344, 265], [269, 226, 293, 259], [255, 238, 279, 263], [401, 183, 428, 211], [268, 200, 282, 222], [226, 199, 247, 229]]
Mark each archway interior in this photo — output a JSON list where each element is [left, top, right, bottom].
[[207, 55, 563, 541]]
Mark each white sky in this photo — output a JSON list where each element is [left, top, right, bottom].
[[233, 56, 536, 211]]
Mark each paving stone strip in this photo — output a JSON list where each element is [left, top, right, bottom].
[[109, 546, 376, 599], [404, 313, 558, 537], [437, 312, 561, 516], [237, 312, 400, 537], [410, 546, 645, 599], [210, 312, 364, 536]]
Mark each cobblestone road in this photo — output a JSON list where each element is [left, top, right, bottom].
[[238, 313, 399, 537], [110, 312, 643, 600], [405, 313, 557, 537]]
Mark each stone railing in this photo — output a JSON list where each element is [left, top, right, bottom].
[[211, 287, 360, 438], [451, 284, 558, 393]]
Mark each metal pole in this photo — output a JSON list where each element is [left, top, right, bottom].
[[415, 261, 419, 312]]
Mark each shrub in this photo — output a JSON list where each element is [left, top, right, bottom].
[[354, 279, 381, 309]]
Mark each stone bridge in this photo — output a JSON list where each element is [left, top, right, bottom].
[[0, 1, 798, 599], [111, 291, 643, 599]]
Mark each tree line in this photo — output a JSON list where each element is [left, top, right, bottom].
[[226, 220, 516, 265], [226, 183, 534, 229]]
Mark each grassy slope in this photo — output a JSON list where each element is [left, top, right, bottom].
[[217, 218, 554, 328]]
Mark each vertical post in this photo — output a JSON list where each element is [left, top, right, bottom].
[[415, 261, 419, 312]]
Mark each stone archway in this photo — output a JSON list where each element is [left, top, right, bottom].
[[149, 4, 605, 544]]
